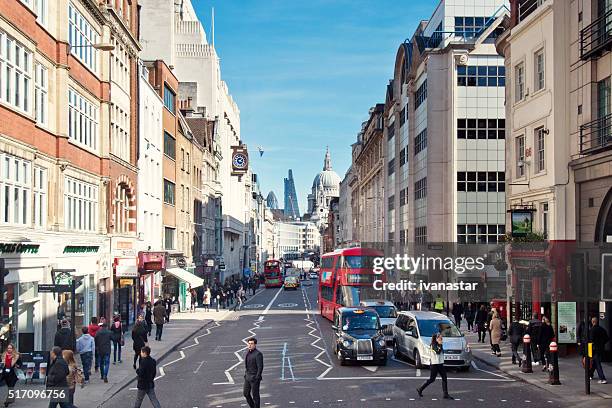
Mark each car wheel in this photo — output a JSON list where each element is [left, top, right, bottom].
[[393, 341, 403, 360], [414, 349, 423, 369], [337, 350, 346, 366]]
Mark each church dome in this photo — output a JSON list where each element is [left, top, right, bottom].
[[311, 148, 341, 190]]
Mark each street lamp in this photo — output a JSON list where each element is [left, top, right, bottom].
[[67, 42, 115, 54]]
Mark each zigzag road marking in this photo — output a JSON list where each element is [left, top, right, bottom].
[[180, 321, 222, 350], [302, 288, 333, 379]]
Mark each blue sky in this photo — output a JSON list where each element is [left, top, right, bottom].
[[192, 0, 438, 212]]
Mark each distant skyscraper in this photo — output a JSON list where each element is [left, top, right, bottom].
[[284, 170, 300, 219], [266, 191, 279, 210]]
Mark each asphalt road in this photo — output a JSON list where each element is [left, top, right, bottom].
[[103, 280, 571, 408]]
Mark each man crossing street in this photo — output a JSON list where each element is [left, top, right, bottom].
[[243, 337, 263, 408]]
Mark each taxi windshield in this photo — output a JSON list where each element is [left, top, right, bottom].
[[417, 320, 462, 338], [371, 306, 397, 318], [341, 313, 379, 331]]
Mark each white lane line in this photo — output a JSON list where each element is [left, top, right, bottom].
[[317, 376, 514, 382], [281, 342, 287, 380], [301, 288, 334, 379], [154, 350, 185, 381], [391, 357, 413, 366], [262, 288, 283, 315], [471, 360, 512, 379], [362, 365, 379, 373], [193, 360, 205, 374], [257, 315, 264, 322], [287, 356, 295, 381], [181, 321, 221, 350], [416, 368, 422, 377]]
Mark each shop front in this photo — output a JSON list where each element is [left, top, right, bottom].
[[163, 254, 204, 312], [111, 238, 139, 327], [138, 252, 165, 305]]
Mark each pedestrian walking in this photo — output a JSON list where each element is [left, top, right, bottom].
[[203, 287, 211, 312], [475, 305, 488, 343], [527, 313, 542, 365], [153, 301, 166, 341], [54, 319, 73, 351], [133, 346, 162, 408], [416, 333, 454, 400], [489, 310, 503, 357], [233, 286, 245, 312], [145, 302, 153, 337], [464, 303, 475, 331], [537, 316, 555, 370], [87, 317, 100, 373], [132, 315, 148, 370], [46, 346, 70, 408], [508, 316, 525, 366], [243, 338, 263, 408], [62, 350, 83, 407], [433, 294, 444, 314], [189, 287, 197, 312], [589, 316, 609, 384], [164, 297, 172, 322], [94, 322, 112, 383], [1, 343, 22, 407], [75, 327, 94, 384], [452, 302, 463, 329], [110, 314, 123, 365]]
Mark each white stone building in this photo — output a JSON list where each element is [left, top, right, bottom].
[[307, 148, 341, 232], [275, 221, 320, 257]]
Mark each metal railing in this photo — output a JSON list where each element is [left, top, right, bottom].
[[518, 0, 547, 23], [579, 113, 612, 154], [580, 8, 612, 60]]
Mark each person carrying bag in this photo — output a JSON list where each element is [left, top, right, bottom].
[[1, 344, 22, 407]]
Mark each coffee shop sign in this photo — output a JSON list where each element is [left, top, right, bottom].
[[0, 243, 40, 254]]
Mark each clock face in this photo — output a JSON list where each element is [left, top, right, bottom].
[[233, 153, 248, 169]]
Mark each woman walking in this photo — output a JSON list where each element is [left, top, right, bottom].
[[63, 349, 83, 407], [509, 316, 525, 366], [475, 305, 488, 343], [131, 315, 148, 370], [203, 286, 211, 312], [1, 344, 22, 407], [490, 310, 503, 357], [110, 314, 123, 365], [145, 302, 153, 336], [416, 333, 454, 400], [538, 316, 555, 371], [465, 303, 475, 332]]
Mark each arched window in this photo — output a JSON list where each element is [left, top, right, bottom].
[[115, 183, 131, 233]]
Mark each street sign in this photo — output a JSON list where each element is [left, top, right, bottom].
[[38, 284, 71, 293], [219, 263, 226, 271]]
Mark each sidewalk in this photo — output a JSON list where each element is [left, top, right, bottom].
[[2, 308, 233, 408], [466, 331, 612, 404]]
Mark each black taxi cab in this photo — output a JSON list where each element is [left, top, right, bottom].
[[331, 307, 388, 366]]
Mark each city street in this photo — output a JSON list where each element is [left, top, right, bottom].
[[103, 283, 574, 408]]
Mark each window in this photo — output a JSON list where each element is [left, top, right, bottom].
[[387, 123, 395, 141], [34, 63, 47, 125], [515, 63, 525, 102], [33, 166, 46, 227], [387, 158, 395, 176], [457, 224, 505, 244], [114, 183, 131, 233], [415, 226, 427, 244], [454, 16, 490, 38], [534, 49, 545, 91], [457, 171, 505, 192], [68, 2, 99, 72], [0, 31, 32, 113], [535, 127, 546, 173], [415, 128, 428, 154], [388, 195, 395, 211], [399, 188, 406, 207], [180, 184, 185, 211], [457, 118, 505, 139], [163, 132, 175, 159], [181, 148, 185, 169], [186, 187, 190, 213], [164, 227, 175, 250], [516, 136, 525, 177], [111, 104, 130, 161], [399, 106, 406, 127], [541, 202, 549, 238], [186, 152, 190, 173], [399, 147, 406, 166], [457, 65, 505, 87], [414, 80, 427, 110], [0, 153, 30, 225], [163, 179, 175, 205], [68, 88, 99, 151], [163, 83, 175, 114], [64, 177, 98, 232], [414, 177, 427, 200], [35, 0, 47, 25]]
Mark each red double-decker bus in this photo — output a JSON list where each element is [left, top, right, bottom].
[[318, 247, 385, 321], [264, 259, 283, 288]]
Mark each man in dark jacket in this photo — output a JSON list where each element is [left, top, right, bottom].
[[95, 322, 112, 382], [590, 317, 609, 384], [452, 303, 464, 329], [243, 337, 264, 408], [537, 316, 555, 370], [133, 346, 161, 408], [54, 319, 73, 351], [47, 346, 70, 408], [508, 316, 525, 366], [153, 301, 166, 341], [527, 313, 542, 365], [475, 305, 488, 343]]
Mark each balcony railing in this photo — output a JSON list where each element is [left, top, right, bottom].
[[579, 113, 612, 154], [580, 8, 612, 60], [518, 0, 547, 23]]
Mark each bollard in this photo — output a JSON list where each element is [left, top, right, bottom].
[[549, 341, 561, 385], [522, 334, 533, 373]]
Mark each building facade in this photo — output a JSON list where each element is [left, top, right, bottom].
[[275, 221, 320, 258], [283, 169, 300, 219], [307, 148, 341, 233], [385, 0, 509, 246]]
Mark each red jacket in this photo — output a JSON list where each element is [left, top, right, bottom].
[[88, 324, 100, 337]]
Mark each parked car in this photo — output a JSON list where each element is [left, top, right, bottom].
[[359, 300, 397, 345], [392, 311, 471, 371], [331, 307, 387, 366]]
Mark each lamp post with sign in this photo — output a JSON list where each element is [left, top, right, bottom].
[[48, 269, 81, 351]]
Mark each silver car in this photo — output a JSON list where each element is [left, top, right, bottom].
[[392, 311, 472, 371], [359, 300, 397, 345]]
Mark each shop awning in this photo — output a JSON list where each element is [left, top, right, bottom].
[[165, 267, 204, 288]]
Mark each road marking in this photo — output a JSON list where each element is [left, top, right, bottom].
[[287, 356, 295, 381], [193, 360, 205, 374], [391, 356, 413, 366], [154, 350, 185, 381], [416, 368, 421, 376], [281, 342, 287, 380], [181, 321, 221, 350], [257, 315, 264, 321], [317, 376, 514, 382], [301, 288, 334, 379], [242, 304, 264, 309], [470, 360, 511, 379], [277, 302, 298, 307], [362, 365, 379, 372], [262, 288, 283, 315]]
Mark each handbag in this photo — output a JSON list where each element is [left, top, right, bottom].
[[120, 335, 125, 346]]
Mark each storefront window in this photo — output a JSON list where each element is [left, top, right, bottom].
[[17, 282, 35, 352]]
